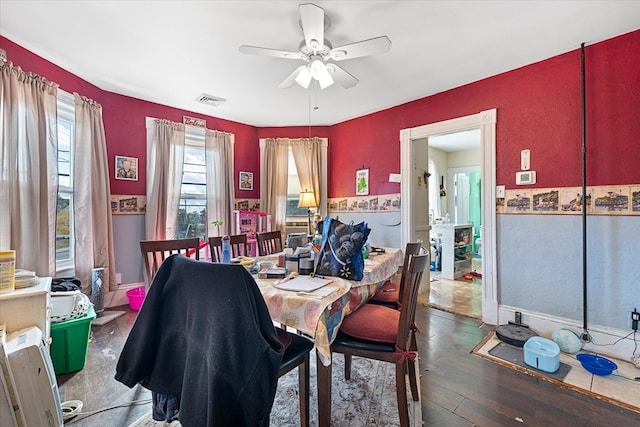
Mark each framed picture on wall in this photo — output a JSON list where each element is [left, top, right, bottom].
[[115, 156, 138, 181], [239, 171, 253, 190], [356, 168, 369, 196]]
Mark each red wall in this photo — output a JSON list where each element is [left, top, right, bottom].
[[1, 37, 261, 199], [330, 29, 640, 195], [3, 29, 639, 200]]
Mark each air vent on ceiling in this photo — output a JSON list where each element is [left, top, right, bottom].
[[195, 93, 226, 106]]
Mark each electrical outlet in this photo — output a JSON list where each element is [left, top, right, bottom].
[[631, 308, 639, 331]]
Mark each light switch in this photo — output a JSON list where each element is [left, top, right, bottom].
[[389, 173, 401, 183], [496, 185, 505, 198], [521, 149, 531, 171]]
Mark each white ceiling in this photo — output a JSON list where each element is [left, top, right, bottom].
[[1, 1, 638, 127], [429, 128, 481, 152]]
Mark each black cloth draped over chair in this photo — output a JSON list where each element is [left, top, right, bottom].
[[115, 255, 285, 427]]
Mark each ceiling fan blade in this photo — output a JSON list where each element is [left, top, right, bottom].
[[299, 3, 325, 52], [239, 45, 304, 60], [326, 63, 358, 89], [278, 65, 307, 89], [329, 36, 392, 61]]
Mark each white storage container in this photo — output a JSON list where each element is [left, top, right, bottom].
[[50, 291, 80, 319]]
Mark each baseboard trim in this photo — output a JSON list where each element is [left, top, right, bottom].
[[103, 282, 145, 308]]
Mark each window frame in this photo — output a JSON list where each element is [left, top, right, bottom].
[[56, 90, 75, 274], [176, 127, 207, 240]]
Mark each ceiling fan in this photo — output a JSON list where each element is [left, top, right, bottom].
[[239, 3, 391, 90]]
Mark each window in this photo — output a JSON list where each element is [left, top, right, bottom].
[[286, 147, 309, 217], [56, 92, 75, 272], [177, 128, 207, 240]]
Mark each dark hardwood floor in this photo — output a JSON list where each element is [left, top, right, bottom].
[[57, 304, 640, 426]]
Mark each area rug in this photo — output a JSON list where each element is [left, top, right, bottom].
[[129, 355, 421, 426]]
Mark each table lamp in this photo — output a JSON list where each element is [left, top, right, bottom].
[[298, 189, 317, 236]]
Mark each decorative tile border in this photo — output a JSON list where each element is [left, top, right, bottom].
[[497, 185, 640, 215], [110, 195, 146, 215], [234, 195, 402, 215], [234, 198, 261, 211], [328, 193, 401, 213]]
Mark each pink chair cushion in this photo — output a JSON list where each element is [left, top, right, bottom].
[[340, 304, 399, 344], [370, 280, 399, 303]]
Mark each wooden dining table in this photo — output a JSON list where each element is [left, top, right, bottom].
[[254, 247, 404, 426]]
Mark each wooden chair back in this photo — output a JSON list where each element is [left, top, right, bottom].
[[256, 230, 283, 256], [396, 242, 423, 306], [208, 234, 249, 262], [330, 252, 429, 427], [396, 253, 430, 351], [139, 238, 201, 284]]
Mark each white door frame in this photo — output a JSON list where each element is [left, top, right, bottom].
[[400, 109, 498, 324]]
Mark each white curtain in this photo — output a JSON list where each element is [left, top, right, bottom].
[[428, 159, 441, 219], [291, 138, 322, 208], [205, 130, 235, 236], [73, 94, 117, 292], [145, 119, 185, 240], [261, 138, 289, 231], [0, 61, 58, 276]]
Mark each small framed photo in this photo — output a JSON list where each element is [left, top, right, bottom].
[[239, 171, 253, 191], [115, 156, 138, 181], [356, 168, 369, 196]]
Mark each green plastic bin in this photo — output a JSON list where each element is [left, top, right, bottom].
[[50, 304, 96, 374]]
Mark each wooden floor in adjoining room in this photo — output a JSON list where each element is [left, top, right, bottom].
[[420, 270, 482, 319], [56, 304, 640, 426]]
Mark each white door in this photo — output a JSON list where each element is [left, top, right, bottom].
[[456, 173, 470, 225]]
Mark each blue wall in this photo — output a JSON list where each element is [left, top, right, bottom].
[[498, 214, 639, 330]]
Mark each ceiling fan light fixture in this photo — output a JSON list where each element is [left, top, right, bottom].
[[295, 66, 312, 88], [317, 68, 334, 89], [309, 59, 325, 78]]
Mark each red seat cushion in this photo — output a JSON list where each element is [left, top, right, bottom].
[[370, 280, 399, 303], [340, 304, 399, 344], [275, 328, 292, 350]]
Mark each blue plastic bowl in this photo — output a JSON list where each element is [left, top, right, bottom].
[[576, 353, 618, 376]]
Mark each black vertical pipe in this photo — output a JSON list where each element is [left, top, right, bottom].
[[581, 42, 589, 339]]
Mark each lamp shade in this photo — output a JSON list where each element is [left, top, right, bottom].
[[298, 190, 317, 208]]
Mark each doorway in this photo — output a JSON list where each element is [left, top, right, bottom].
[[399, 109, 498, 325], [430, 134, 481, 318]]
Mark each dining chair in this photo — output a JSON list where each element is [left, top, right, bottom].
[[116, 255, 312, 426], [330, 253, 429, 427], [139, 237, 201, 285], [275, 327, 314, 427], [208, 234, 249, 262], [256, 230, 283, 256], [368, 242, 422, 309]]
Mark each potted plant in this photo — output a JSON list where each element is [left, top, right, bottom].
[[212, 220, 223, 236]]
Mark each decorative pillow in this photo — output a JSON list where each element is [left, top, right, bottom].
[[315, 217, 371, 280], [340, 304, 399, 344]]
